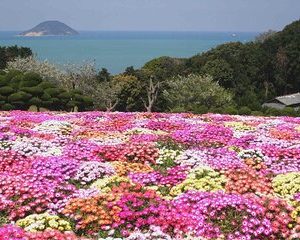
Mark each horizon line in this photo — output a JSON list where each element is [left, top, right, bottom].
[[0, 29, 262, 33]]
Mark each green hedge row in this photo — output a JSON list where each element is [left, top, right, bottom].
[[0, 70, 93, 111]]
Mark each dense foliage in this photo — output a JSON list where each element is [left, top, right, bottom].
[[0, 45, 32, 70], [1, 20, 300, 115], [141, 19, 300, 111], [0, 70, 93, 111], [163, 74, 233, 112], [0, 111, 299, 239]]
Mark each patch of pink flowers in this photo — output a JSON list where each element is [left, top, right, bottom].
[[0, 111, 298, 239]]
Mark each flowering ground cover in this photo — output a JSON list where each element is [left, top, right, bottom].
[[0, 111, 299, 240]]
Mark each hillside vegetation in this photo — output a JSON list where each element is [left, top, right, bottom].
[[0, 20, 300, 115]]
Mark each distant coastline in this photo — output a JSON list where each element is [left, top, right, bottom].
[[0, 31, 257, 73]]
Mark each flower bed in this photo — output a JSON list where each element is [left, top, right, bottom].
[[0, 111, 299, 239]]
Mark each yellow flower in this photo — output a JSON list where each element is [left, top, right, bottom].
[[16, 213, 72, 232]]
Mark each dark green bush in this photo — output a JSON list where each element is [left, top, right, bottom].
[[8, 91, 32, 102], [58, 92, 71, 99], [0, 75, 9, 87], [82, 96, 94, 106], [21, 86, 44, 96], [28, 97, 42, 106], [281, 107, 297, 117], [193, 105, 209, 114], [9, 74, 23, 89], [238, 106, 252, 115], [41, 93, 52, 101], [4, 70, 22, 81], [264, 108, 282, 116], [0, 70, 96, 111], [0, 95, 6, 101], [1, 103, 14, 111], [0, 86, 15, 96], [45, 88, 63, 97], [208, 107, 223, 114], [20, 72, 42, 87], [38, 82, 56, 89], [223, 106, 238, 115], [251, 111, 264, 116]]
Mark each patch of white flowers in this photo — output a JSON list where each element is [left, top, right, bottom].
[[33, 120, 73, 135], [73, 161, 115, 185], [175, 149, 209, 168], [11, 137, 62, 157]]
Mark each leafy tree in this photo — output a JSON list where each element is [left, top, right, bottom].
[[123, 66, 136, 76], [96, 68, 111, 82], [115, 74, 144, 112], [201, 59, 234, 88], [142, 56, 186, 80], [163, 74, 233, 112], [93, 79, 123, 111]]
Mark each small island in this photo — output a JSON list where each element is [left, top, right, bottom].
[[19, 20, 79, 37]]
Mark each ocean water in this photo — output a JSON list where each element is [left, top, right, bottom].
[[0, 31, 257, 74]]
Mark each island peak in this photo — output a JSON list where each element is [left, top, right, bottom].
[[19, 21, 79, 37]]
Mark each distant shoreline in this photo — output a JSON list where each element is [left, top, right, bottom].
[[0, 31, 257, 74]]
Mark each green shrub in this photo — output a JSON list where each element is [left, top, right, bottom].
[[20, 86, 44, 96], [9, 74, 23, 89], [281, 107, 296, 117], [170, 106, 188, 113], [208, 107, 223, 114], [1, 103, 14, 111], [251, 111, 264, 116], [41, 93, 51, 101], [0, 95, 6, 101], [28, 97, 42, 106], [238, 106, 252, 115], [66, 100, 80, 110], [223, 106, 238, 115], [20, 72, 42, 87], [4, 70, 22, 81], [0, 86, 15, 96], [70, 89, 83, 95], [8, 91, 32, 102], [0, 75, 9, 87], [193, 105, 209, 114], [10, 101, 27, 109], [45, 88, 63, 97], [42, 100, 53, 108], [264, 107, 282, 116], [38, 82, 55, 89], [49, 98, 63, 110], [58, 92, 71, 99], [82, 96, 94, 106]]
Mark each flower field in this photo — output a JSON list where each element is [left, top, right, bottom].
[[0, 111, 299, 240]]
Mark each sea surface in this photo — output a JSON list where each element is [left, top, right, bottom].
[[0, 31, 258, 74]]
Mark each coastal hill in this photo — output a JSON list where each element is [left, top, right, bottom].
[[19, 21, 79, 37]]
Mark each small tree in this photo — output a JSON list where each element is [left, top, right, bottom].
[[163, 74, 233, 112], [96, 68, 111, 83], [93, 79, 124, 112], [63, 61, 98, 91], [141, 76, 161, 112]]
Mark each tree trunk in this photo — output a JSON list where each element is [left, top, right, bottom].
[[143, 77, 160, 113]]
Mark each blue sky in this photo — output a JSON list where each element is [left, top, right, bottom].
[[0, 0, 299, 31]]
